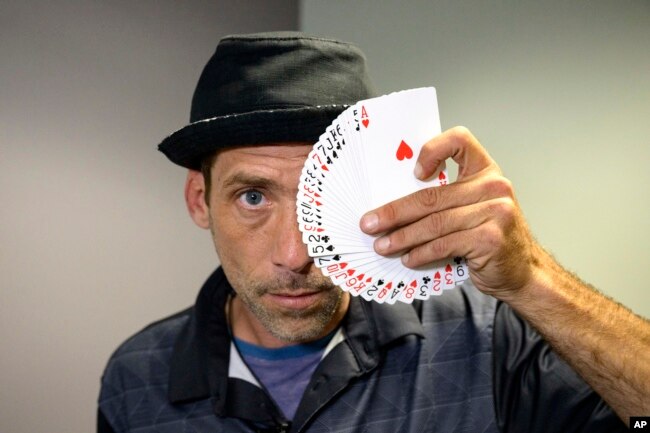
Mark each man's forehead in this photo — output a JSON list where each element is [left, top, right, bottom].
[[215, 142, 312, 163], [210, 142, 312, 186]]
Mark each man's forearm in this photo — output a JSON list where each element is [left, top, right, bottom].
[[502, 244, 650, 422]]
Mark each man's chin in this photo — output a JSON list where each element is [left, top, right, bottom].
[[250, 290, 344, 343], [267, 320, 329, 343]]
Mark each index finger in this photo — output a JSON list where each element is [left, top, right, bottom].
[[415, 126, 498, 182]]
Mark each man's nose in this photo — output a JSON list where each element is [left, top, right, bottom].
[[271, 204, 312, 274]]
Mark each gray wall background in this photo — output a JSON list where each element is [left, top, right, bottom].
[[1, 1, 648, 432]]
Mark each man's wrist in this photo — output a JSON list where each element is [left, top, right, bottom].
[[488, 242, 553, 308]]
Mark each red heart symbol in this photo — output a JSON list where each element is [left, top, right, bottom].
[[395, 140, 413, 161], [362, 119, 370, 128]]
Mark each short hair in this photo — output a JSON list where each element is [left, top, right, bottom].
[[200, 152, 218, 206]]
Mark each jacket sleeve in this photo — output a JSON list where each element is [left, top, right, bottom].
[[97, 408, 117, 433], [492, 301, 628, 432]]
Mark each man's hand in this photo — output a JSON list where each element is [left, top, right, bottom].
[[359, 126, 650, 423], [359, 126, 541, 301]]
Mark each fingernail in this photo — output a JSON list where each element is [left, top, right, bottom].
[[414, 162, 424, 180], [401, 253, 410, 265], [375, 237, 390, 252], [360, 213, 378, 232]]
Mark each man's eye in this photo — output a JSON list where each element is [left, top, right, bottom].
[[238, 189, 266, 207]]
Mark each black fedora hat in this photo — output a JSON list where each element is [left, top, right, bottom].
[[158, 32, 377, 169]]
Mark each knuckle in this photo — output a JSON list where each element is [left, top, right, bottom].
[[488, 176, 515, 198], [423, 212, 444, 237], [390, 228, 408, 249], [381, 202, 399, 223], [450, 125, 475, 144], [409, 239, 446, 265], [416, 186, 441, 209], [481, 223, 504, 250], [427, 238, 449, 260], [486, 198, 517, 229], [490, 197, 514, 215]]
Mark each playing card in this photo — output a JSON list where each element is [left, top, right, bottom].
[[296, 87, 471, 304], [353, 88, 446, 209]]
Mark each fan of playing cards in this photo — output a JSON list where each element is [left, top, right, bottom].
[[296, 87, 469, 304]]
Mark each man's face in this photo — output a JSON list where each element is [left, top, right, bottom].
[[202, 143, 349, 347]]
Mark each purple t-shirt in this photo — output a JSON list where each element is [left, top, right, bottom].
[[233, 331, 336, 420]]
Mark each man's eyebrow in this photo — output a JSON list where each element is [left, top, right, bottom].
[[222, 172, 282, 190]]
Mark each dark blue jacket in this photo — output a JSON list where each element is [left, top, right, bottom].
[[98, 267, 626, 432]]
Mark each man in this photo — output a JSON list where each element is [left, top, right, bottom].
[[98, 32, 648, 432]]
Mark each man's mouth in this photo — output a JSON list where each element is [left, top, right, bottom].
[[265, 290, 324, 310]]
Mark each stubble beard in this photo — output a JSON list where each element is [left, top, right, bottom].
[[237, 273, 344, 343], [209, 214, 344, 343]]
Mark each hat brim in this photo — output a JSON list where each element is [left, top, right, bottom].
[[158, 105, 347, 169]]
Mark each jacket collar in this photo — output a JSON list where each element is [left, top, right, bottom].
[[168, 267, 231, 404], [342, 293, 425, 373], [168, 267, 424, 404]]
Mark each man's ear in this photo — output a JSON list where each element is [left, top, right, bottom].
[[185, 170, 210, 229]]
